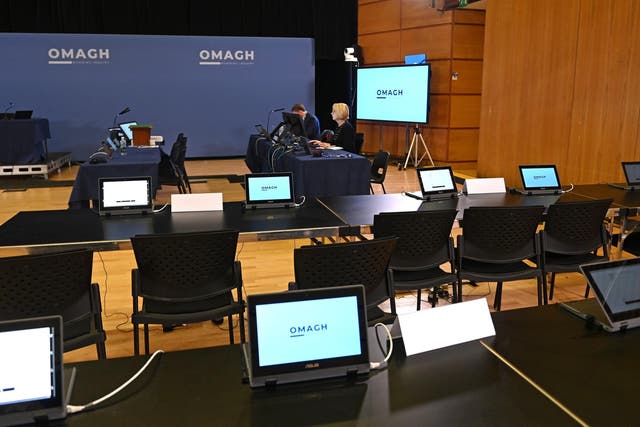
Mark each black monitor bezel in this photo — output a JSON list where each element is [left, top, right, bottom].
[[0, 316, 65, 424], [98, 176, 154, 215], [416, 166, 458, 196], [580, 257, 640, 323], [518, 164, 562, 191], [622, 161, 640, 185], [246, 285, 369, 378], [244, 172, 295, 206]]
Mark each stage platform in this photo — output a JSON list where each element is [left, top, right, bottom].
[[0, 152, 72, 179]]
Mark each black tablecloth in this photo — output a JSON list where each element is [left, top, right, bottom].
[[245, 135, 370, 199], [0, 118, 50, 164], [68, 147, 161, 208]]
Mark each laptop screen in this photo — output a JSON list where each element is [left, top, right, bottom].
[[580, 258, 640, 323], [417, 166, 457, 196], [519, 165, 561, 190], [622, 162, 640, 185], [99, 176, 153, 215], [118, 121, 138, 143], [0, 316, 66, 426], [246, 285, 369, 378], [244, 173, 294, 206]]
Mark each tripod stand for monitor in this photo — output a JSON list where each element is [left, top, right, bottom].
[[400, 124, 434, 170]]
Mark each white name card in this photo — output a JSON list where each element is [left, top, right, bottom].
[[463, 177, 506, 194], [171, 193, 223, 212], [399, 298, 496, 356]]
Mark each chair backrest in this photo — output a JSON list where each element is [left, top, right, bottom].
[[0, 249, 102, 344], [371, 150, 390, 180], [131, 230, 239, 313], [460, 206, 545, 263], [373, 209, 457, 269], [354, 132, 364, 154], [293, 237, 398, 309], [542, 198, 612, 255], [170, 133, 187, 168]]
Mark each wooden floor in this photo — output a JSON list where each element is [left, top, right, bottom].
[[0, 158, 608, 362]]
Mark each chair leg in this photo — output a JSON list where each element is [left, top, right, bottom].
[[537, 275, 547, 306], [549, 272, 556, 301], [451, 281, 458, 303], [133, 322, 140, 356], [494, 282, 503, 311], [228, 315, 234, 345], [584, 284, 590, 298], [144, 324, 150, 355], [370, 184, 374, 194], [416, 289, 422, 311], [96, 341, 107, 360], [239, 312, 246, 343]]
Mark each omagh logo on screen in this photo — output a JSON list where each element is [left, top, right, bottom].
[[48, 48, 110, 65], [199, 49, 255, 66]]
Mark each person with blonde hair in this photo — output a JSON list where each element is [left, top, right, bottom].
[[310, 102, 355, 153]]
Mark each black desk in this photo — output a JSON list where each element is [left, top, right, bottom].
[[68, 147, 161, 209], [318, 192, 592, 230], [55, 305, 638, 426], [58, 324, 574, 425], [245, 136, 370, 199], [0, 118, 50, 164], [491, 304, 640, 426], [0, 201, 348, 255]]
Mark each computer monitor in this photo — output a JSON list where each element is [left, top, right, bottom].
[[282, 112, 306, 138], [98, 176, 154, 215]]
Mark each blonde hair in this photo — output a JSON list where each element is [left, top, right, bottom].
[[332, 103, 349, 121]]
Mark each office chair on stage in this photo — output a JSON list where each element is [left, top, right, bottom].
[[541, 199, 612, 300], [0, 249, 107, 359], [374, 209, 458, 308], [290, 237, 398, 326], [130, 230, 245, 355], [457, 206, 546, 311]]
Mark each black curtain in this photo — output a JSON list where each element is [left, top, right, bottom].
[[0, 0, 357, 133]]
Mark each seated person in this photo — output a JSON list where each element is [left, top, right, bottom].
[[291, 103, 321, 140], [310, 103, 355, 154]]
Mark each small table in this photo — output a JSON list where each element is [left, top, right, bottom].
[[0, 118, 50, 164], [68, 147, 162, 209]]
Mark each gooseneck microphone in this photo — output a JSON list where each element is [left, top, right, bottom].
[[267, 107, 285, 136], [112, 106, 132, 128]]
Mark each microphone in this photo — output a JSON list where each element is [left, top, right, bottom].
[[112, 107, 131, 127], [4, 102, 14, 113], [267, 107, 285, 135]]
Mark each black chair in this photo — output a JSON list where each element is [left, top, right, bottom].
[[370, 150, 390, 194], [0, 249, 107, 359], [374, 210, 458, 309], [290, 237, 398, 325], [541, 199, 612, 300], [456, 206, 546, 311], [354, 132, 364, 155], [130, 230, 245, 355], [159, 133, 190, 194]]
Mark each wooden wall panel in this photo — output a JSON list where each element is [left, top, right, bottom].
[[401, 26, 453, 60], [451, 60, 482, 93], [448, 129, 478, 161], [428, 94, 450, 128], [478, 1, 580, 186], [429, 60, 452, 93], [452, 24, 485, 59], [401, 0, 453, 28], [454, 9, 486, 25], [359, 0, 402, 35], [423, 128, 449, 160], [359, 32, 403, 64], [565, 0, 640, 184], [450, 95, 480, 128]]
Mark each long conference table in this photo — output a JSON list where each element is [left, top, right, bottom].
[[1, 185, 640, 256], [50, 304, 638, 426]]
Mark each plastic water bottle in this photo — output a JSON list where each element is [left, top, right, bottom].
[[120, 137, 127, 155]]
